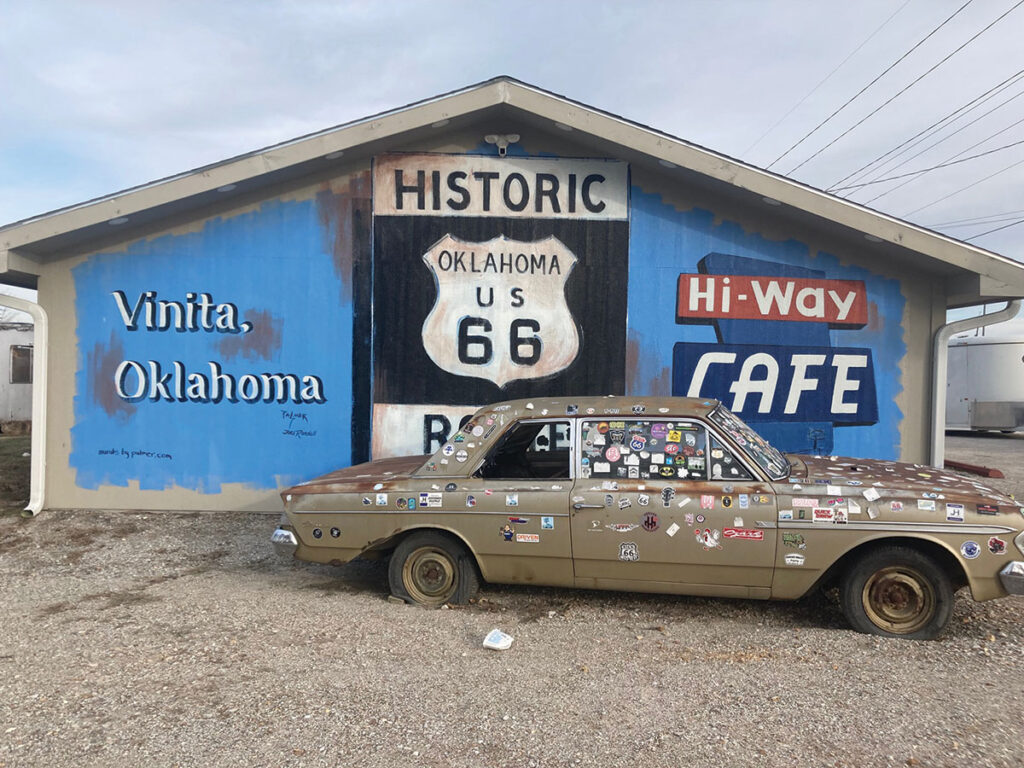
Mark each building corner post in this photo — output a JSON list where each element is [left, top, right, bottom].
[[0, 293, 47, 516], [931, 299, 1023, 468]]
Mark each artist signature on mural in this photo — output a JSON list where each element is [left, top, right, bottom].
[[281, 409, 310, 428], [97, 448, 173, 460]]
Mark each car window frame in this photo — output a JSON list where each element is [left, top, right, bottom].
[[471, 417, 576, 481], [576, 417, 764, 483], [707, 404, 789, 481]]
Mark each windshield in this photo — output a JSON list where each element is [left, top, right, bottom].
[[708, 406, 790, 481]]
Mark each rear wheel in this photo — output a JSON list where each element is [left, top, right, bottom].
[[839, 546, 953, 640], [388, 531, 480, 607]]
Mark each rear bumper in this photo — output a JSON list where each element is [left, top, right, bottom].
[[999, 561, 1024, 595], [271, 527, 298, 558]]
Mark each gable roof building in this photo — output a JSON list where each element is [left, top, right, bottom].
[[2, 76, 1022, 514]]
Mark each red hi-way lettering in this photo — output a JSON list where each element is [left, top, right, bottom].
[[676, 275, 868, 327]]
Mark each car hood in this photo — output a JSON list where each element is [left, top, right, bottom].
[[281, 455, 428, 497], [788, 454, 1020, 507]]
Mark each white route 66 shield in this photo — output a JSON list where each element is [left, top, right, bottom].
[[421, 233, 580, 387]]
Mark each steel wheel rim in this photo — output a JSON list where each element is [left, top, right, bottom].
[[403, 546, 457, 605], [862, 565, 936, 635]]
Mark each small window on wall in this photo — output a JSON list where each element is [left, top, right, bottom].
[[579, 420, 708, 481], [709, 436, 754, 481], [10, 345, 31, 384]]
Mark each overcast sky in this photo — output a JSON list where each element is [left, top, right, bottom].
[[2, 0, 1023, 282]]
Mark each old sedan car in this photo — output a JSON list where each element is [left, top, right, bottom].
[[272, 396, 1024, 639]]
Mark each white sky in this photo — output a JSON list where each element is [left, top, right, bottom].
[[2, 0, 1023, 273]]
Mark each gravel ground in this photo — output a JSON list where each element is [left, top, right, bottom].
[[1, 437, 1022, 768]]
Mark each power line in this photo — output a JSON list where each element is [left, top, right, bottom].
[[857, 111, 1024, 204], [903, 155, 1024, 216], [935, 215, 1024, 229], [742, 0, 911, 158], [831, 138, 1024, 191], [788, 0, 1024, 175], [766, 0, 974, 170], [964, 216, 1024, 240], [827, 68, 1024, 191], [844, 83, 1024, 197], [927, 207, 1024, 226]]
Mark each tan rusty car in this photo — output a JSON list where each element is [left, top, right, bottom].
[[272, 397, 1024, 639]]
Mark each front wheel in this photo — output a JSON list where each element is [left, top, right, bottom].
[[388, 531, 480, 607], [839, 546, 953, 640]]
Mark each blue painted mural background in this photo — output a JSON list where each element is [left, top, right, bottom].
[[626, 188, 906, 460], [71, 198, 353, 492], [67, 156, 909, 496]]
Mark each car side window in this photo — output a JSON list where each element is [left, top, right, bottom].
[[709, 436, 754, 481], [477, 420, 572, 479], [579, 420, 708, 480]]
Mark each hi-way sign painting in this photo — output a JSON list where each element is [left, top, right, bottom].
[[673, 252, 878, 455], [371, 152, 629, 458]]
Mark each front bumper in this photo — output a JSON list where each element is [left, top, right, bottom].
[[271, 527, 298, 557], [999, 561, 1024, 595]]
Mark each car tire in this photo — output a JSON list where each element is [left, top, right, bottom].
[[839, 545, 954, 640], [388, 531, 480, 607]]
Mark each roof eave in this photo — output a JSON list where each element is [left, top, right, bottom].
[[2, 76, 1023, 298]]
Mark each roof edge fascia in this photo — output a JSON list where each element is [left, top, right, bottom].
[[1, 75, 1022, 293], [0, 77, 514, 251]]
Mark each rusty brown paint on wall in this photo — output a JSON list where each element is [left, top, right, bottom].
[[88, 330, 135, 420], [217, 310, 283, 361], [315, 171, 371, 304], [625, 336, 671, 396], [867, 300, 883, 332]]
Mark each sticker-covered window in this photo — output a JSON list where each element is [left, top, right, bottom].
[[708, 436, 754, 481], [708, 405, 789, 480], [579, 420, 707, 481]]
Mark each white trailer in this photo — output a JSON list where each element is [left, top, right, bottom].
[[946, 314, 1024, 432], [0, 322, 33, 423]]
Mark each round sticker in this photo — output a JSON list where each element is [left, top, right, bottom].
[[597, 422, 609, 434], [472, 425, 484, 437], [442, 444, 455, 456], [605, 446, 621, 462], [961, 540, 980, 559], [651, 423, 668, 439], [665, 443, 679, 455], [455, 450, 468, 462]]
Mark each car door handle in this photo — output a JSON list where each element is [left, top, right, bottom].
[[573, 503, 604, 510]]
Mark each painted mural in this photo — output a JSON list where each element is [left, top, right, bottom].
[[70, 185, 368, 492], [370, 153, 630, 457], [68, 148, 907, 498], [368, 153, 904, 462], [627, 188, 905, 460]]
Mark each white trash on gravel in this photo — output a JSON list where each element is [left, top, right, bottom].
[[482, 628, 514, 650]]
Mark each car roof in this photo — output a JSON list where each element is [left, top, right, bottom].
[[473, 395, 722, 420]]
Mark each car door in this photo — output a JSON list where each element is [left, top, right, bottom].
[[459, 418, 575, 587], [569, 417, 777, 595]]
